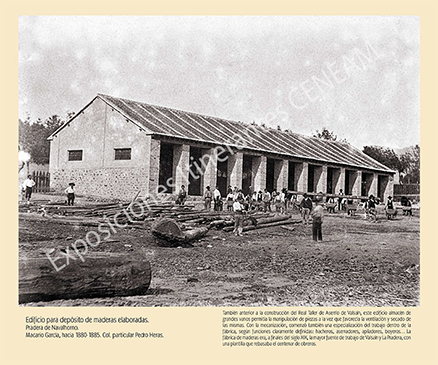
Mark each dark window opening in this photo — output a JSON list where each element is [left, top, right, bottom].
[[327, 168, 334, 194], [114, 148, 131, 160], [266, 158, 275, 192], [68, 150, 83, 161], [288, 161, 295, 191], [242, 155, 253, 196], [188, 147, 203, 196], [307, 165, 315, 193], [217, 159, 228, 197], [344, 170, 351, 195], [159, 143, 174, 192]]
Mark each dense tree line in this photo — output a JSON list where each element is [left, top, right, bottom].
[[313, 128, 420, 184], [363, 145, 420, 184], [19, 113, 73, 165]]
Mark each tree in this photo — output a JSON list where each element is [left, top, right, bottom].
[[400, 145, 420, 184], [362, 146, 403, 171], [313, 127, 338, 141], [19, 115, 66, 165]]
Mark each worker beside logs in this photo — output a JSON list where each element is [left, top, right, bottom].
[[232, 190, 245, 236]]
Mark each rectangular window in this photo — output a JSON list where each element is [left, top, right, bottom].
[[114, 148, 131, 160], [68, 150, 83, 161]]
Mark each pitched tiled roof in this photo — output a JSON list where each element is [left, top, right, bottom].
[[53, 94, 395, 173]]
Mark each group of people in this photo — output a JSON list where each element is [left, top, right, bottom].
[[21, 175, 76, 206], [297, 192, 409, 242], [203, 186, 294, 214]]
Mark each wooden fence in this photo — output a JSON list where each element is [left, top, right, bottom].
[[31, 171, 50, 193], [394, 184, 420, 196]]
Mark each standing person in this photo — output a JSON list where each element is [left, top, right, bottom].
[[213, 186, 222, 211], [271, 189, 278, 209], [367, 194, 377, 222], [291, 194, 298, 211], [327, 196, 336, 213], [285, 191, 292, 212], [300, 193, 313, 224], [204, 186, 212, 211], [337, 189, 344, 212], [175, 185, 187, 205], [22, 174, 36, 205], [385, 196, 395, 220], [232, 186, 238, 196], [257, 190, 263, 210], [232, 198, 244, 236], [262, 189, 271, 212], [226, 190, 234, 211], [65, 182, 76, 206], [311, 198, 324, 242], [404, 198, 413, 217], [275, 188, 286, 214], [235, 188, 245, 203]]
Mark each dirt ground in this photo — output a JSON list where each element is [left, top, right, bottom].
[[19, 204, 420, 307]]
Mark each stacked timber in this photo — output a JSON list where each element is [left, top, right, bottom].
[[222, 214, 298, 232]]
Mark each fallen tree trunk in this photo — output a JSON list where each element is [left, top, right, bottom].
[[240, 219, 300, 232], [253, 214, 291, 225], [19, 251, 151, 304], [222, 214, 291, 232], [223, 218, 299, 232], [151, 218, 208, 247]]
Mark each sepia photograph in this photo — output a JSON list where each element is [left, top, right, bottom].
[[18, 15, 420, 307]]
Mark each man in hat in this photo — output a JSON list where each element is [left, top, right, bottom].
[[65, 182, 76, 206], [175, 185, 187, 205], [385, 196, 396, 220], [204, 186, 212, 210], [232, 192, 245, 236], [311, 197, 324, 241], [367, 194, 377, 222], [300, 193, 313, 224]]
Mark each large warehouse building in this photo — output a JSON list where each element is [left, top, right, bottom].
[[48, 94, 395, 201]]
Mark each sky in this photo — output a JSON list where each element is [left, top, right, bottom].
[[18, 16, 420, 150]]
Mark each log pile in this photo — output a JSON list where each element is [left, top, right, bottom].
[[20, 194, 304, 249], [222, 214, 296, 232]]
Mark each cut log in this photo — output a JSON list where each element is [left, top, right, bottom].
[[151, 217, 184, 241], [183, 227, 209, 242], [222, 214, 291, 232], [19, 251, 151, 304], [240, 219, 300, 232], [151, 218, 208, 247], [223, 218, 300, 233], [253, 214, 291, 225]]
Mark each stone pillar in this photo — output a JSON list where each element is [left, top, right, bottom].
[[274, 160, 289, 191], [145, 138, 160, 196], [384, 174, 394, 201], [336, 167, 345, 194], [316, 165, 327, 193], [369, 173, 378, 198], [200, 148, 217, 192], [296, 162, 308, 193], [228, 152, 243, 189], [352, 170, 362, 197], [252, 155, 267, 192], [173, 144, 190, 193]]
